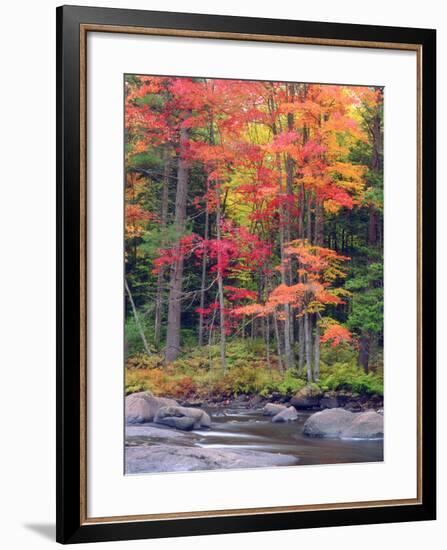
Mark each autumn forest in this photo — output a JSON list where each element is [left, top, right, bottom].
[[124, 75, 384, 403]]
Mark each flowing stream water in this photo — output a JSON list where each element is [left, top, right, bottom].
[[127, 406, 383, 467]]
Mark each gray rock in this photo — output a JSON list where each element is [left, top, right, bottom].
[[125, 424, 191, 440], [125, 445, 298, 473], [156, 415, 196, 431], [290, 386, 323, 409], [342, 411, 384, 439], [303, 408, 354, 437], [154, 405, 211, 430], [272, 406, 298, 423], [304, 408, 384, 439], [263, 403, 287, 416], [125, 392, 178, 424]]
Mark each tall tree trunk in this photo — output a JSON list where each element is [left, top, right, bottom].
[[359, 333, 370, 374], [273, 310, 284, 372], [198, 206, 209, 346], [280, 229, 293, 369], [285, 84, 296, 350], [306, 190, 313, 243], [265, 314, 271, 371], [298, 315, 305, 374], [304, 311, 312, 382], [313, 197, 323, 379], [165, 119, 189, 363], [314, 199, 324, 247], [313, 315, 320, 380], [269, 93, 292, 370], [215, 193, 227, 371], [154, 147, 171, 348], [125, 278, 151, 356]]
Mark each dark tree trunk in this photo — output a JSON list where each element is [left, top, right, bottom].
[[165, 120, 189, 363], [304, 311, 313, 382], [154, 147, 171, 349], [359, 333, 370, 374], [215, 194, 227, 371], [313, 315, 320, 380], [198, 206, 209, 346], [298, 315, 305, 375]]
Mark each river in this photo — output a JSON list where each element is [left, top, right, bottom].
[[125, 405, 383, 473]]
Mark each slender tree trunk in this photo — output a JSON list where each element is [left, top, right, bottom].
[[273, 310, 284, 372], [359, 333, 370, 374], [265, 314, 271, 371], [298, 183, 305, 240], [165, 119, 189, 362], [269, 94, 292, 370], [154, 147, 171, 348], [306, 191, 313, 243], [198, 206, 209, 346], [314, 199, 324, 247], [215, 194, 227, 371], [285, 84, 296, 351], [313, 198, 323, 379], [125, 278, 151, 356], [304, 311, 312, 383], [298, 315, 305, 374], [313, 315, 320, 380], [280, 233, 292, 369]]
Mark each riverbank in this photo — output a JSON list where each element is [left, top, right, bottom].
[[125, 345, 383, 412]]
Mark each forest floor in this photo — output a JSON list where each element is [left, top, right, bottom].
[[125, 340, 383, 409]]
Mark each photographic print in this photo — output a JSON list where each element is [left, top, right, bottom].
[[124, 75, 384, 475]]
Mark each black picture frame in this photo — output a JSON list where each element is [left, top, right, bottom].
[[56, 4, 436, 544]]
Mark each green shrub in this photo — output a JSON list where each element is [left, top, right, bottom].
[[273, 370, 306, 395], [126, 353, 164, 370], [318, 361, 383, 396]]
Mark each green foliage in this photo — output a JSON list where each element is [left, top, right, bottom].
[[126, 353, 164, 370], [346, 262, 384, 336], [125, 336, 383, 400], [274, 370, 306, 395], [320, 341, 358, 365], [125, 317, 156, 356], [319, 361, 383, 396]]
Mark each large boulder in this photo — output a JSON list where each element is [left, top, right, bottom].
[[272, 406, 298, 423], [290, 386, 323, 409], [342, 410, 384, 438], [303, 408, 354, 437], [125, 391, 178, 424], [263, 403, 287, 416], [154, 405, 212, 430], [303, 408, 384, 439], [126, 445, 298, 473]]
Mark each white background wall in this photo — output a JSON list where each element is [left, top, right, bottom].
[[0, 0, 443, 548]]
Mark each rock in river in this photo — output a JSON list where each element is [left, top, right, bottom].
[[272, 406, 298, 423], [125, 391, 178, 424], [303, 408, 354, 437], [154, 405, 212, 430], [303, 408, 384, 439], [263, 403, 287, 416], [125, 445, 298, 473], [342, 410, 384, 438]]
